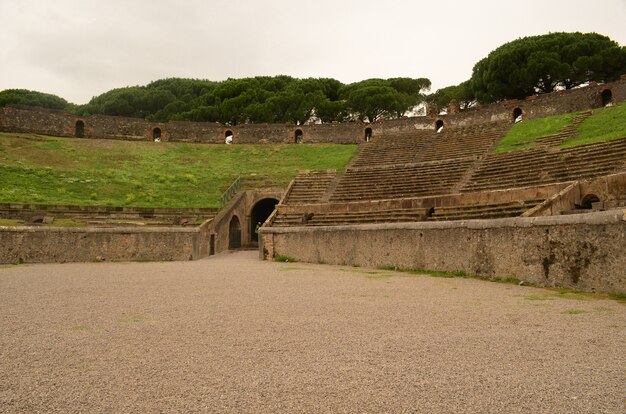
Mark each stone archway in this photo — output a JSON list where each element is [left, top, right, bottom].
[[153, 127, 162, 142], [75, 120, 85, 138], [580, 194, 600, 210], [435, 119, 444, 132], [601, 89, 613, 107], [225, 130, 233, 144], [228, 215, 241, 249], [250, 198, 279, 242], [513, 107, 523, 123], [295, 129, 303, 144]]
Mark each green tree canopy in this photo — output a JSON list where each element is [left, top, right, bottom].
[[340, 78, 431, 122], [470, 32, 626, 103], [68, 75, 430, 124], [0, 89, 71, 110], [427, 80, 476, 112]]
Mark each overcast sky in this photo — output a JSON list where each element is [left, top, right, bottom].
[[1, 0, 625, 104]]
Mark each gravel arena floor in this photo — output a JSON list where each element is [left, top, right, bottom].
[[0, 250, 624, 413]]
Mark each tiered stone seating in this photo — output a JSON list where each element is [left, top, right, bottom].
[[272, 207, 426, 227], [283, 170, 337, 204], [534, 111, 592, 147], [428, 199, 544, 221], [462, 137, 626, 192], [0, 204, 217, 227], [418, 121, 510, 162], [352, 130, 434, 167], [330, 159, 474, 202]]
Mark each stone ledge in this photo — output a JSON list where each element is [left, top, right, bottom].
[[261, 209, 626, 234], [0, 225, 201, 234]]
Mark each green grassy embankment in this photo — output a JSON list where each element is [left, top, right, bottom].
[[496, 102, 626, 153], [496, 112, 578, 152], [0, 133, 357, 208], [562, 103, 626, 147]]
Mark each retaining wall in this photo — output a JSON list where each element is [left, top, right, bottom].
[[0, 226, 208, 264], [260, 210, 626, 295], [2, 77, 625, 143]]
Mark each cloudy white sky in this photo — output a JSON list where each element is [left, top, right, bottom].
[[1, 0, 625, 104]]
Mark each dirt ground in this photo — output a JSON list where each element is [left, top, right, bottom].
[[0, 250, 624, 413]]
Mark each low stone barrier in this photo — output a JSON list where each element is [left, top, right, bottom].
[[261, 210, 626, 295], [0, 226, 208, 264]]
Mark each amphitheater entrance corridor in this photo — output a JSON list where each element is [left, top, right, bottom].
[[580, 194, 600, 209], [601, 89, 613, 107], [250, 198, 279, 242], [228, 216, 241, 249], [513, 107, 523, 123], [435, 119, 444, 132], [75, 120, 85, 138]]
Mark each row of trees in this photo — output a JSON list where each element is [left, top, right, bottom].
[[0, 89, 71, 111], [0, 76, 431, 125], [2, 32, 624, 121], [429, 32, 626, 111]]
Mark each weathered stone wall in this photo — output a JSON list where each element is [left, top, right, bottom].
[[373, 77, 626, 134], [0, 226, 208, 264], [0, 105, 76, 137], [2, 77, 625, 143], [261, 210, 626, 295], [87, 115, 152, 141]]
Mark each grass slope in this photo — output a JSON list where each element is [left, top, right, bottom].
[[496, 112, 578, 152], [562, 103, 626, 147], [496, 102, 626, 153], [0, 133, 356, 208]]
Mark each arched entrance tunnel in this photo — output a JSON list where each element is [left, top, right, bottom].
[[228, 215, 241, 249], [250, 198, 279, 242]]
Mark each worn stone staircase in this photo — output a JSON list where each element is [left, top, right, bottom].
[[416, 121, 511, 162], [428, 199, 545, 221], [282, 170, 337, 204], [272, 207, 427, 227], [461, 137, 626, 192], [351, 130, 434, 167], [534, 111, 592, 147], [329, 158, 474, 202]]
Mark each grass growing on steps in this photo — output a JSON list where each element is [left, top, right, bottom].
[[495, 112, 578, 153], [562, 103, 626, 147], [0, 133, 357, 208], [496, 102, 626, 153]]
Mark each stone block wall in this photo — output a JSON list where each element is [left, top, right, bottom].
[[0, 105, 76, 137], [0, 226, 208, 264], [261, 210, 626, 295], [2, 77, 625, 144]]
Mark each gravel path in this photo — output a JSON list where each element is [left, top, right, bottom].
[[0, 250, 624, 413]]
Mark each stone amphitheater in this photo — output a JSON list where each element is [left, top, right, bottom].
[[1, 78, 625, 414], [0, 78, 625, 294]]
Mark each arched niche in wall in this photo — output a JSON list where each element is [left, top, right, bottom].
[[294, 129, 303, 144], [152, 127, 162, 142], [601, 89, 613, 107], [435, 119, 444, 133], [513, 107, 523, 123], [228, 215, 241, 249], [364, 127, 373, 142], [225, 130, 233, 144], [75, 120, 85, 138]]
